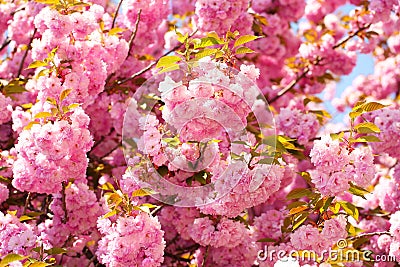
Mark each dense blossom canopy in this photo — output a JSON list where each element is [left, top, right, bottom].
[[0, 0, 399, 266]]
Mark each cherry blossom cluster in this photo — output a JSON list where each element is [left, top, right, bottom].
[[0, 0, 400, 266], [12, 107, 93, 194], [309, 135, 375, 196]]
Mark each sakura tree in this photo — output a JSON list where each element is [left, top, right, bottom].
[[0, 0, 399, 266]]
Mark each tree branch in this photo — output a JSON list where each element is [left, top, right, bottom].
[[61, 181, 68, 224], [348, 231, 391, 240], [111, 0, 124, 29], [17, 28, 37, 77], [127, 9, 142, 56], [269, 67, 310, 104], [332, 24, 371, 49], [0, 38, 11, 53], [109, 29, 198, 89], [269, 23, 371, 104]]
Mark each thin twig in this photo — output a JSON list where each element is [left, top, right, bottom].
[[269, 24, 371, 104], [17, 28, 37, 77], [269, 67, 310, 104], [61, 182, 68, 224], [0, 38, 11, 53], [111, 0, 124, 29], [111, 29, 198, 88], [100, 143, 120, 159], [348, 231, 390, 240], [127, 9, 142, 56], [202, 246, 210, 267], [23, 192, 31, 214], [333, 24, 371, 49], [104, 9, 141, 89]]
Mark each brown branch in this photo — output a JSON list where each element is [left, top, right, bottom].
[[269, 24, 371, 104], [100, 143, 120, 159], [110, 29, 198, 89], [111, 0, 124, 29], [332, 24, 371, 49], [202, 246, 210, 267], [127, 9, 142, 56], [0, 38, 11, 53], [23, 192, 31, 214], [348, 231, 391, 241], [104, 9, 141, 89], [269, 67, 310, 104], [17, 28, 37, 77], [61, 182, 68, 224]]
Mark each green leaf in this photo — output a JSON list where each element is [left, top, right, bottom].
[[0, 254, 27, 267], [257, 157, 275, 164], [349, 111, 362, 119], [34, 0, 59, 4], [339, 201, 359, 221], [133, 204, 157, 214], [60, 89, 72, 102], [67, 103, 80, 110], [175, 31, 188, 44], [0, 175, 10, 184], [102, 209, 117, 219], [286, 188, 313, 200], [330, 202, 341, 214], [232, 140, 249, 146], [131, 188, 156, 197], [2, 79, 27, 96], [235, 46, 256, 54], [21, 103, 33, 109], [303, 96, 323, 106], [162, 137, 180, 147], [352, 100, 367, 111], [320, 196, 335, 213], [355, 135, 381, 143], [99, 182, 115, 191], [3, 84, 27, 95], [287, 201, 307, 210], [28, 262, 52, 267], [108, 27, 126, 36], [27, 60, 48, 69], [355, 122, 380, 133], [233, 35, 260, 47], [46, 97, 57, 106], [330, 132, 344, 141], [19, 215, 34, 222], [360, 102, 389, 112], [193, 37, 220, 49], [189, 171, 209, 185], [206, 32, 223, 44], [303, 29, 318, 42], [156, 56, 182, 69], [23, 121, 40, 130], [34, 112, 53, 119], [292, 212, 308, 230], [348, 182, 371, 200], [309, 109, 332, 119], [195, 48, 219, 59], [289, 205, 308, 215], [45, 247, 68, 255], [157, 64, 180, 74]]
